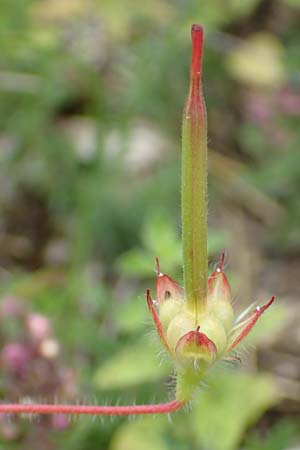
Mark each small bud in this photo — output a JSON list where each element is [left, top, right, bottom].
[[39, 338, 60, 359], [175, 327, 217, 368], [166, 309, 195, 351], [197, 315, 227, 355], [159, 299, 182, 330], [0, 296, 24, 319], [26, 313, 51, 341], [52, 414, 70, 430], [209, 300, 234, 332], [1, 343, 31, 374]]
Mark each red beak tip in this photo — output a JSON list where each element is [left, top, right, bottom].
[[192, 24, 203, 34]]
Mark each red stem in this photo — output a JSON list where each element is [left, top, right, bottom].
[[0, 400, 183, 416]]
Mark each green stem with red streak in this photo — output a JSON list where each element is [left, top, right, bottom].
[[182, 24, 208, 316]]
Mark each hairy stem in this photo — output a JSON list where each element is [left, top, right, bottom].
[[182, 24, 208, 315], [0, 400, 183, 416]]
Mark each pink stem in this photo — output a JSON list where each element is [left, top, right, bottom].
[[0, 400, 183, 416]]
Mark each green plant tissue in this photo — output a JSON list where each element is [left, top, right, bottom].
[[93, 338, 171, 390]]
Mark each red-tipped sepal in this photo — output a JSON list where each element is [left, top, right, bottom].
[[227, 296, 275, 352], [208, 252, 231, 303], [175, 326, 217, 368], [155, 257, 184, 304], [146, 289, 173, 354]]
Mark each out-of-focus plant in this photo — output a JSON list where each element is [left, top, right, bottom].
[[0, 24, 275, 417], [116, 209, 227, 278], [244, 418, 300, 450], [0, 295, 77, 445]]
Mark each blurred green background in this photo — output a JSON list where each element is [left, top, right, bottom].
[[0, 0, 299, 448]]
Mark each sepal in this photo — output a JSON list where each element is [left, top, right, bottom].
[[146, 289, 173, 354], [155, 257, 184, 304], [208, 252, 231, 304], [227, 296, 275, 351], [175, 326, 217, 368]]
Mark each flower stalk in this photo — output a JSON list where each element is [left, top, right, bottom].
[[182, 24, 208, 315], [0, 400, 183, 416]]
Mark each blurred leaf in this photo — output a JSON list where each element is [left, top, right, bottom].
[[116, 211, 181, 277], [115, 297, 149, 334], [283, 0, 300, 8], [208, 230, 229, 255], [116, 248, 155, 277], [180, 0, 260, 30], [244, 418, 299, 450], [237, 123, 269, 159], [93, 338, 171, 390], [117, 211, 228, 277], [108, 370, 278, 450], [225, 0, 260, 18], [226, 33, 286, 87], [243, 302, 290, 346], [190, 370, 279, 450], [110, 417, 170, 450], [141, 212, 181, 268], [30, 0, 88, 22], [98, 0, 174, 39]]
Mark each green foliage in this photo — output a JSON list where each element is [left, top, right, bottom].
[[93, 338, 171, 390], [190, 371, 278, 450], [245, 418, 300, 450], [242, 302, 289, 346], [108, 370, 278, 450], [226, 33, 285, 87], [117, 210, 227, 278]]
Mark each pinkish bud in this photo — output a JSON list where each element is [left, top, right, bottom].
[[52, 413, 70, 430], [1, 343, 31, 374], [0, 296, 25, 319], [175, 327, 217, 368], [26, 313, 51, 341], [39, 338, 60, 359], [60, 369, 78, 397], [0, 419, 20, 441]]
